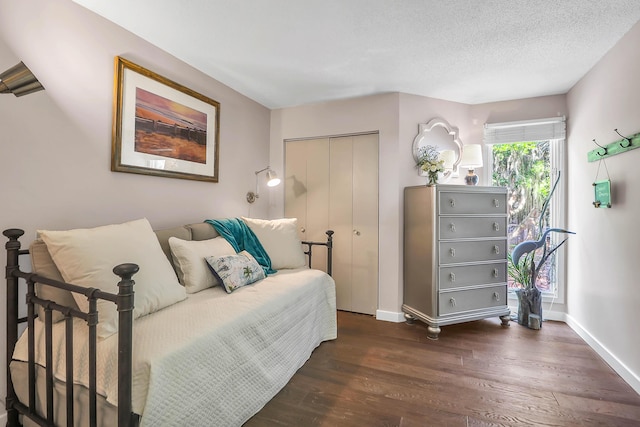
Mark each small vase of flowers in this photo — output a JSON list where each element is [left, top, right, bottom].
[[416, 145, 445, 186]]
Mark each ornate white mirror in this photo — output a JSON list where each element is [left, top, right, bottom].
[[412, 117, 463, 181]]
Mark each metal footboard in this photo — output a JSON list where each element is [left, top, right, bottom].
[[4, 229, 138, 427], [301, 230, 334, 276]]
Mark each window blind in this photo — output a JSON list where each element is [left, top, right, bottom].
[[483, 116, 566, 144]]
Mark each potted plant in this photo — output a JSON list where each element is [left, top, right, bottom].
[[509, 172, 575, 328], [508, 251, 542, 327], [416, 145, 444, 185]]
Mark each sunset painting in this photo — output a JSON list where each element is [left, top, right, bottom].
[[134, 87, 208, 164]]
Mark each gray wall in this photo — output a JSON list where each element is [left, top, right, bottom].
[[0, 0, 273, 409], [566, 20, 640, 392]]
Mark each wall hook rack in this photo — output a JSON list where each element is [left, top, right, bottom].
[[587, 129, 640, 162], [592, 139, 607, 157], [614, 129, 632, 148]]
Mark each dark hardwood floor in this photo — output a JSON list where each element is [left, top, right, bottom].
[[246, 311, 640, 426]]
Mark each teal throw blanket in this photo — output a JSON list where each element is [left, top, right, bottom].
[[205, 218, 276, 275]]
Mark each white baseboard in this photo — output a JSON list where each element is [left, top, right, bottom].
[[376, 310, 405, 323], [507, 304, 566, 322], [565, 314, 640, 395], [542, 310, 566, 322]]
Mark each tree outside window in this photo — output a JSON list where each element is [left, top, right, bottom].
[[491, 140, 558, 293]]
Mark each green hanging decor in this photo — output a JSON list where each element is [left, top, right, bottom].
[[593, 180, 611, 208], [592, 157, 612, 208]]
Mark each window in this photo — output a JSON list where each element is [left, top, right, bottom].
[[483, 117, 566, 301]]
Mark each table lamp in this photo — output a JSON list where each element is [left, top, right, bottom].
[[460, 144, 483, 185]]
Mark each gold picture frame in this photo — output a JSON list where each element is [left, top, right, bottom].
[[111, 57, 220, 182]]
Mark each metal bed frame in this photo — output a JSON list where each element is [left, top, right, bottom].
[[4, 228, 333, 427]]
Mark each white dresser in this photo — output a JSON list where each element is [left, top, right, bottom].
[[403, 184, 511, 339]]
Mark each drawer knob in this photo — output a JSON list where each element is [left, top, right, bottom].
[[450, 199, 455, 207], [353, 229, 361, 236], [450, 297, 456, 306], [493, 245, 500, 254], [450, 223, 456, 232], [493, 222, 500, 232], [493, 198, 500, 208], [450, 248, 456, 257], [300, 227, 306, 233], [493, 292, 500, 301], [449, 272, 456, 282], [493, 268, 499, 277]]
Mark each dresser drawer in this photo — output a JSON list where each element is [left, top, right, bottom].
[[439, 285, 507, 315], [439, 262, 507, 290], [439, 240, 507, 265], [439, 216, 507, 239], [439, 191, 507, 215]]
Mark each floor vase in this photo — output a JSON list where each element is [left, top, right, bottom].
[[515, 287, 542, 329]]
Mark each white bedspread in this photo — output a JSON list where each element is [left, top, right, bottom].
[[13, 268, 337, 426]]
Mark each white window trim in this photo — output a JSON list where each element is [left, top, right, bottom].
[[482, 116, 567, 305]]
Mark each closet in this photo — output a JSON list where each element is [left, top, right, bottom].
[[284, 133, 378, 315]]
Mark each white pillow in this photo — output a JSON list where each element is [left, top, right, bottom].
[[241, 217, 307, 269], [168, 236, 236, 293], [39, 218, 186, 339]]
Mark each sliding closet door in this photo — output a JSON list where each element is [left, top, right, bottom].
[[329, 137, 354, 311], [284, 138, 329, 271], [305, 139, 330, 270], [285, 134, 378, 315], [284, 140, 308, 237], [329, 134, 378, 314], [350, 133, 379, 315]]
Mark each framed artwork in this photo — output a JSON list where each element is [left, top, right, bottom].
[[111, 57, 220, 182]]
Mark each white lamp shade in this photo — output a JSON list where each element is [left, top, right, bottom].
[[460, 144, 483, 168], [438, 150, 455, 170], [247, 167, 281, 203], [266, 169, 281, 187]]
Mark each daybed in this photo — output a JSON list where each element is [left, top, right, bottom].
[[4, 218, 336, 427]]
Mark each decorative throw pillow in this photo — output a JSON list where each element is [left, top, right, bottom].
[[241, 217, 307, 269], [168, 236, 235, 293], [205, 251, 266, 293], [38, 218, 187, 339]]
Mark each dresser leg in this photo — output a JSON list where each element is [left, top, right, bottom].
[[404, 313, 416, 324], [427, 325, 440, 340], [499, 315, 511, 326]]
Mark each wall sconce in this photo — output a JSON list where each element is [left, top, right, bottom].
[[460, 144, 483, 185], [0, 61, 45, 97], [246, 166, 281, 203]]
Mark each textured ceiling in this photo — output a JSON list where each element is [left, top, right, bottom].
[[72, 0, 640, 109]]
